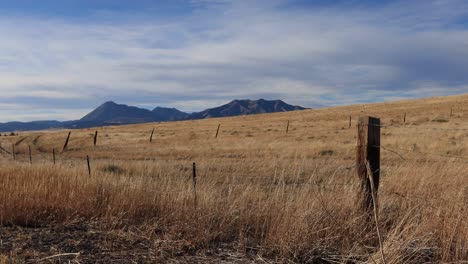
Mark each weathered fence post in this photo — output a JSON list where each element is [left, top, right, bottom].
[[215, 124, 220, 138], [403, 112, 406, 124], [87, 155, 91, 177], [150, 128, 155, 143], [192, 162, 197, 208], [29, 145, 32, 164], [94, 131, 98, 146], [12, 144, 15, 160], [349, 115, 352, 129], [356, 116, 380, 215], [52, 148, 56, 165], [62, 132, 71, 152], [286, 120, 290, 134]]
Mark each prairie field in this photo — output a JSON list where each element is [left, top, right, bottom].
[[0, 94, 467, 263]]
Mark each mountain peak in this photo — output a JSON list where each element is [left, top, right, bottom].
[[101, 101, 118, 106], [81, 101, 154, 123], [189, 99, 307, 119]]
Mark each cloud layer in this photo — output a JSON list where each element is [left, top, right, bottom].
[[1, 0, 468, 121]]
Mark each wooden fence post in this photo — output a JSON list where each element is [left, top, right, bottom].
[[286, 120, 290, 134], [12, 144, 15, 160], [87, 155, 91, 177], [150, 128, 155, 143], [404, 112, 406, 124], [356, 116, 380, 214], [29, 145, 32, 164], [94, 131, 98, 146], [52, 149, 56, 165], [215, 124, 220, 138], [192, 162, 197, 208], [349, 115, 352, 129], [62, 132, 71, 152]]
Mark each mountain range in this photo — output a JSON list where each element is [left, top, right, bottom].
[[0, 99, 307, 132]]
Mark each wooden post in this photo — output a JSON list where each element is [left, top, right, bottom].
[[93, 131, 98, 146], [87, 155, 91, 177], [286, 120, 290, 134], [12, 144, 15, 160], [356, 116, 380, 214], [192, 162, 197, 208], [150, 128, 155, 143], [349, 115, 352, 128], [52, 149, 56, 165], [29, 145, 32, 164], [403, 112, 406, 124], [62, 132, 71, 152], [215, 124, 220, 138]]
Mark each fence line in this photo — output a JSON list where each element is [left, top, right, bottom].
[[374, 145, 468, 162], [371, 123, 468, 131]]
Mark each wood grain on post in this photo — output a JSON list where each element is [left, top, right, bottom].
[[62, 132, 71, 152], [215, 124, 220, 138], [356, 116, 380, 214], [150, 128, 155, 143], [94, 131, 98, 146]]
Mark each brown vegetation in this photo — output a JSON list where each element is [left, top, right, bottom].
[[0, 94, 467, 263]]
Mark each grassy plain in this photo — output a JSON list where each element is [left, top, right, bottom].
[[0, 94, 467, 263]]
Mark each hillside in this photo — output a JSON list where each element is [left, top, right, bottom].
[[0, 94, 466, 263]]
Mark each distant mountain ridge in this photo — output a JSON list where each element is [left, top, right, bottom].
[[81, 101, 157, 124], [0, 99, 308, 132], [152, 106, 190, 121], [190, 99, 306, 119]]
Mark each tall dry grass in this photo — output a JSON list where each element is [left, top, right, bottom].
[[0, 94, 467, 262]]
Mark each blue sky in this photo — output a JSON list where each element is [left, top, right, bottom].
[[1, 0, 468, 121]]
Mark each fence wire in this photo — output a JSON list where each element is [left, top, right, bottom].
[[2, 116, 468, 204]]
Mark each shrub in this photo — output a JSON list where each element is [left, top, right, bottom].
[[432, 119, 448, 123], [101, 165, 126, 174], [319, 149, 334, 156]]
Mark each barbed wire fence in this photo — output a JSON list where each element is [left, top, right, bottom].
[[1, 115, 467, 208]]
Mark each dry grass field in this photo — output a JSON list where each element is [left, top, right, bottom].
[[0, 94, 467, 263]]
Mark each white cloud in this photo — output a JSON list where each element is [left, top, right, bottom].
[[1, 0, 468, 121]]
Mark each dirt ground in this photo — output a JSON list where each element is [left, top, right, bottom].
[[0, 222, 270, 263]]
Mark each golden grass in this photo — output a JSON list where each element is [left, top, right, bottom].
[[0, 94, 467, 262]]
